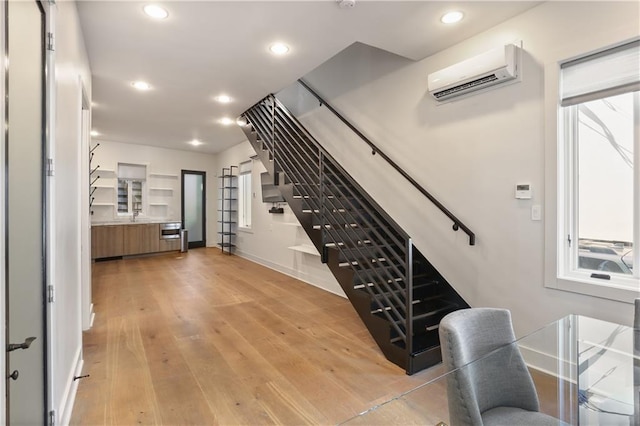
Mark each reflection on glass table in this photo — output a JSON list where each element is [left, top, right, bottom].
[[341, 315, 638, 425]]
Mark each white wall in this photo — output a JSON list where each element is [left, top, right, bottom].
[[91, 140, 218, 244], [53, 1, 92, 423], [295, 1, 639, 334], [216, 142, 344, 296]]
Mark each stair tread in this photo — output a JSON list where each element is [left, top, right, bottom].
[[365, 279, 439, 295], [382, 300, 457, 325], [243, 97, 471, 376]]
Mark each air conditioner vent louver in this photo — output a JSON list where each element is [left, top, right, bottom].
[[428, 43, 520, 101], [433, 74, 499, 99]]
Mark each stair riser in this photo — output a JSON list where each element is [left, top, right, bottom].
[[241, 98, 471, 376]]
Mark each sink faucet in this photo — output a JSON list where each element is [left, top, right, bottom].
[[132, 209, 140, 222]]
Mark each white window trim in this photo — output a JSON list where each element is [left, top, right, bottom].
[[116, 179, 147, 218], [116, 162, 148, 218], [237, 160, 252, 231], [544, 39, 640, 304]]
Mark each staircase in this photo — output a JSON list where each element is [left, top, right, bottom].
[[239, 93, 470, 375]]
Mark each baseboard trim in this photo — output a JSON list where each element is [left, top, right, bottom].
[[58, 345, 84, 426], [234, 249, 346, 298]]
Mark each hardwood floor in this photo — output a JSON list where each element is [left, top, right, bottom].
[[71, 248, 444, 425]]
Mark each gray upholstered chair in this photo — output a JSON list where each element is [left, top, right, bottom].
[[439, 308, 562, 426]]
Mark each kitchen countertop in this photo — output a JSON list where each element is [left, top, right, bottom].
[[91, 219, 180, 226]]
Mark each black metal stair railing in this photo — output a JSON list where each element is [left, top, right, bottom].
[[240, 93, 472, 373], [297, 79, 475, 246], [243, 95, 416, 355]]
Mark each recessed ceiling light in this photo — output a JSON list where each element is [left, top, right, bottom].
[[188, 139, 204, 146], [131, 81, 151, 91], [143, 4, 169, 20], [218, 117, 234, 126], [269, 42, 290, 56], [90, 130, 100, 137], [441, 11, 464, 24], [215, 95, 232, 104]]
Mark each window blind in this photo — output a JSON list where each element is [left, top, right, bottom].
[[239, 160, 252, 175], [118, 163, 146, 180], [561, 39, 640, 106]]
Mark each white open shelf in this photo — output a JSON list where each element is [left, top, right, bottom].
[[150, 187, 173, 191], [91, 203, 114, 206], [93, 168, 115, 175], [281, 222, 301, 227], [149, 173, 178, 178], [149, 203, 169, 206], [288, 244, 320, 256], [92, 185, 114, 189]]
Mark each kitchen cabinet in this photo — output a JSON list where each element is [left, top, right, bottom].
[[92, 223, 177, 259], [91, 225, 124, 259], [123, 224, 159, 255], [158, 238, 180, 252]]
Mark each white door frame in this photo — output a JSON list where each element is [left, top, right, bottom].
[[43, 0, 56, 423], [0, 0, 56, 422], [0, 0, 8, 419], [81, 86, 93, 331]]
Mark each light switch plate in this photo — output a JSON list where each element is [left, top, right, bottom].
[[531, 205, 542, 221]]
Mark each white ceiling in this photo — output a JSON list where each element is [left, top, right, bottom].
[[78, 1, 539, 155]]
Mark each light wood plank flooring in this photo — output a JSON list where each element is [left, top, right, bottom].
[[71, 248, 444, 425]]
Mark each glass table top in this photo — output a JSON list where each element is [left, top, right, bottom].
[[341, 315, 638, 425]]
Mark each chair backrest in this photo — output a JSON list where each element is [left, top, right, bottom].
[[439, 308, 540, 426]]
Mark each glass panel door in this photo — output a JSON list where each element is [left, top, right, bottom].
[[181, 171, 206, 248]]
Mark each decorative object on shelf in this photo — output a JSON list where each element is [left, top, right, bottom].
[[218, 165, 237, 255]]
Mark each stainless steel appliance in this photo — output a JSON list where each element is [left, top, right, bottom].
[[160, 222, 181, 239]]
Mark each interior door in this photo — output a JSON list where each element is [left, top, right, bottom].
[[5, 0, 47, 423], [181, 170, 206, 249]]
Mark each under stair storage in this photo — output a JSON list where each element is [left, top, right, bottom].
[[239, 91, 471, 375]]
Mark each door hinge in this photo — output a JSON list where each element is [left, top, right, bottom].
[[48, 285, 55, 303], [49, 410, 56, 426], [46, 32, 55, 51], [46, 158, 54, 177]]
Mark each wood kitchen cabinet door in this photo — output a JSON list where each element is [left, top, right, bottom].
[[91, 225, 124, 259], [124, 224, 159, 255]]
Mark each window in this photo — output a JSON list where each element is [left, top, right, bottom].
[[238, 161, 252, 229], [117, 163, 146, 215], [554, 40, 639, 297]]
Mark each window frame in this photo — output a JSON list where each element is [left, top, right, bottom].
[[237, 160, 252, 230], [545, 38, 640, 303], [116, 163, 147, 218]]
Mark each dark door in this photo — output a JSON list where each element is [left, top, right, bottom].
[[181, 170, 206, 248]]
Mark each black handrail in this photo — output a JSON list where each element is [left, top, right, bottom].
[[297, 79, 476, 246], [247, 98, 410, 338]]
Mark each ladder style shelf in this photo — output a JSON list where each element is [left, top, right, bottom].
[[218, 166, 237, 255]]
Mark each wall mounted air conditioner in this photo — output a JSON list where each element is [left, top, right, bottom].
[[428, 43, 520, 101]]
